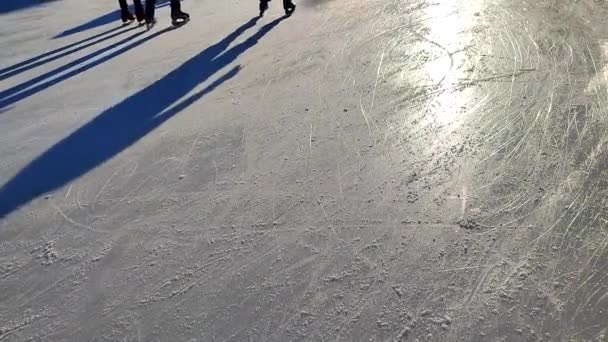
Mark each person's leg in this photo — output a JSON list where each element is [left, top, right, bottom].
[[118, 0, 133, 22], [170, 0, 182, 17], [133, 0, 145, 22], [283, 0, 295, 14], [170, 0, 189, 23], [260, 0, 270, 16], [145, 0, 156, 23]]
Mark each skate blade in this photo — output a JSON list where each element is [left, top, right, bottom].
[[285, 5, 296, 16], [172, 17, 190, 27]]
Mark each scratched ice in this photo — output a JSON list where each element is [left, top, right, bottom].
[[0, 0, 606, 340]]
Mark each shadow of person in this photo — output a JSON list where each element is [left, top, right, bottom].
[[54, 10, 128, 39], [0, 15, 287, 219], [0, 0, 58, 14], [53, 0, 171, 39], [0, 25, 173, 109], [0, 25, 139, 82]]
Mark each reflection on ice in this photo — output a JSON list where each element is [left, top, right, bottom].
[[423, 1, 480, 126], [586, 39, 608, 94]]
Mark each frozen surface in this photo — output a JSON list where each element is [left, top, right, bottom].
[[1, 0, 607, 340]]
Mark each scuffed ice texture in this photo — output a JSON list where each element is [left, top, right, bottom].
[[0, 0, 607, 341]]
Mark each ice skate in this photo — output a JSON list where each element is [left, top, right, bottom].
[[171, 11, 190, 27], [284, 2, 296, 16], [122, 12, 135, 25], [145, 17, 157, 30]]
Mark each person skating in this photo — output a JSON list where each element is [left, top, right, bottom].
[[259, 0, 296, 17], [118, 0, 145, 25], [145, 0, 190, 30]]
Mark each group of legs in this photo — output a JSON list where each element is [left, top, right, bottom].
[[259, 0, 296, 17], [118, 0, 189, 29], [119, 0, 295, 28]]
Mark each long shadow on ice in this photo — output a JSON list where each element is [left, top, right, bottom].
[[0, 1, 174, 95], [0, 25, 138, 82], [53, 0, 171, 39], [0, 16, 286, 218], [0, 0, 58, 14], [0, 27, 168, 109]]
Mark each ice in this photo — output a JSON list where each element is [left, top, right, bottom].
[[0, 0, 607, 340]]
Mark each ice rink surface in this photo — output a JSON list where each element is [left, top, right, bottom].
[[0, 0, 607, 340]]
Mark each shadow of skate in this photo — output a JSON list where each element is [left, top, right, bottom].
[[0, 15, 287, 218]]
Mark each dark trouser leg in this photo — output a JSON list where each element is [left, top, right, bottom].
[[145, 0, 156, 22], [170, 0, 182, 17], [283, 0, 294, 9], [133, 0, 145, 22], [118, 0, 131, 21], [260, 0, 270, 13]]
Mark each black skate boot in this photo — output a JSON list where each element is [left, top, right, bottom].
[[171, 11, 190, 27], [122, 12, 135, 25], [145, 17, 157, 31], [284, 1, 296, 16], [135, 9, 145, 25]]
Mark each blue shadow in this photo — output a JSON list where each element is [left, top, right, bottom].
[[0, 16, 286, 218], [0, 25, 137, 82], [0, 26, 170, 110], [54, 10, 122, 39], [53, 0, 170, 39], [0, 1, 175, 85], [0, 26, 124, 77], [0, 0, 58, 14]]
